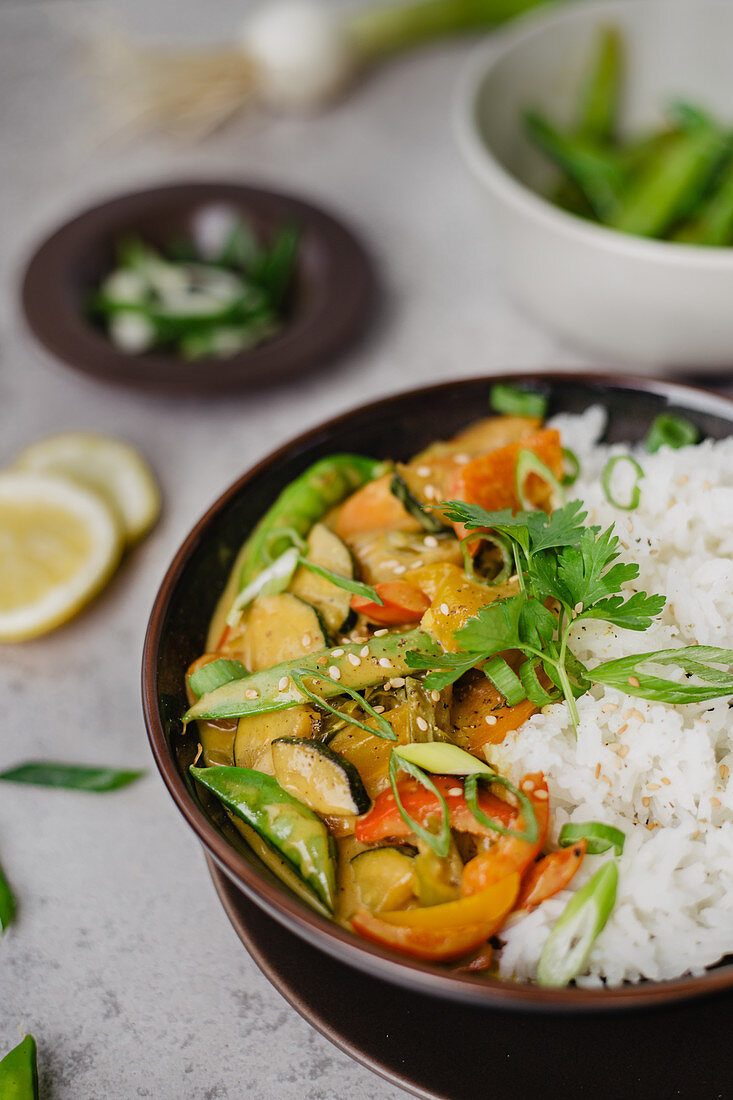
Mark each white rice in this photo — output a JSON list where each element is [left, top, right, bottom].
[[488, 406, 733, 986]]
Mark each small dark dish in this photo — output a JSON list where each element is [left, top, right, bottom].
[[22, 182, 376, 392], [142, 372, 733, 1011]]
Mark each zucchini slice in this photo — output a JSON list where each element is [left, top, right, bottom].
[[351, 846, 416, 912], [272, 737, 371, 816], [390, 473, 445, 533], [243, 592, 327, 671], [191, 765, 337, 911], [289, 524, 355, 635], [235, 705, 321, 772]]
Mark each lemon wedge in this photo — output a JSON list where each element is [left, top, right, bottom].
[[0, 472, 122, 642], [15, 432, 161, 545]]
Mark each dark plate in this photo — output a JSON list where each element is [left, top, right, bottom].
[[142, 373, 733, 1011], [22, 182, 376, 392], [208, 859, 733, 1100]]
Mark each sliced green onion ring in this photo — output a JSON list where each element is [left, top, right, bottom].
[[561, 447, 581, 486], [393, 741, 494, 777], [289, 668, 397, 742], [227, 546, 300, 625], [188, 658, 247, 698], [459, 532, 513, 588], [482, 655, 527, 707], [490, 383, 548, 419], [388, 751, 451, 858], [559, 822, 626, 856], [601, 455, 644, 511], [516, 449, 566, 512], [520, 658, 560, 708], [645, 414, 699, 454], [261, 525, 308, 563], [464, 773, 539, 844], [296, 557, 383, 605], [537, 861, 618, 987]]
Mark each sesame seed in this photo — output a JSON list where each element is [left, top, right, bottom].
[[424, 485, 438, 500], [521, 779, 535, 792], [416, 717, 428, 731], [601, 702, 618, 714], [317, 656, 328, 666], [374, 628, 389, 637], [431, 690, 441, 703], [245, 688, 259, 700], [440, 603, 450, 616], [642, 797, 651, 808], [382, 682, 392, 691], [574, 601, 584, 614], [618, 745, 629, 758], [416, 465, 431, 478], [626, 519, 634, 533], [448, 787, 463, 796], [454, 453, 470, 465], [391, 677, 406, 688], [711, 797, 722, 808], [302, 633, 312, 648], [348, 654, 361, 667], [328, 665, 341, 680], [373, 705, 385, 713], [278, 676, 289, 692], [602, 776, 613, 786], [662, 777, 671, 786], [628, 676, 640, 688], [383, 560, 400, 571], [721, 765, 730, 781], [617, 723, 628, 736], [393, 564, 407, 575], [595, 763, 601, 779], [646, 783, 661, 792], [424, 535, 438, 548], [379, 658, 392, 669], [360, 646, 370, 658], [331, 648, 345, 658], [485, 715, 497, 726], [534, 789, 549, 801]]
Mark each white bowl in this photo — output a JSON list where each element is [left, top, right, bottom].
[[455, 0, 733, 370]]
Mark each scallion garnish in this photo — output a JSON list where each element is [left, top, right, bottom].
[[392, 741, 494, 777], [588, 645, 733, 703], [515, 449, 566, 511], [459, 532, 513, 588], [561, 447, 581, 486], [297, 558, 383, 604], [559, 822, 625, 855], [0, 763, 145, 792], [490, 383, 548, 419], [188, 658, 247, 698], [519, 657, 560, 707], [601, 454, 644, 510], [388, 751, 451, 858], [482, 655, 527, 706], [227, 546, 300, 625], [289, 668, 397, 741], [464, 773, 539, 844], [537, 861, 618, 987], [0, 858, 16, 933], [644, 413, 699, 454]]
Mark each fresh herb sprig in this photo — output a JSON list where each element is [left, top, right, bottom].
[[404, 496, 733, 731]]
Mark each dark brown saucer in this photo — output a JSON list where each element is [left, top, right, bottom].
[[143, 373, 733, 1013], [208, 859, 733, 1100], [21, 182, 376, 392]]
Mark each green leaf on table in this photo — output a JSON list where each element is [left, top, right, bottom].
[[0, 857, 16, 933], [0, 1034, 38, 1098], [0, 763, 145, 792]]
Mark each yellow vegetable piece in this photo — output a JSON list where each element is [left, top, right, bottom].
[[421, 566, 519, 651], [377, 871, 520, 928]]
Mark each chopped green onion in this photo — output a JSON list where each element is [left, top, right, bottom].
[[297, 557, 383, 605], [644, 413, 700, 454], [390, 474, 445, 533], [537, 861, 618, 987], [0, 763, 144, 792], [388, 751, 451, 858], [227, 546, 300, 625], [561, 447, 581, 486], [459, 532, 512, 587], [0, 858, 15, 933], [559, 821, 626, 856], [261, 525, 308, 562], [464, 773, 539, 844], [393, 741, 494, 777], [289, 668, 397, 741], [516, 449, 566, 511], [520, 658, 560, 707], [601, 455, 644, 511], [490, 383, 548, 419], [482, 655, 527, 706], [188, 658, 247, 698]]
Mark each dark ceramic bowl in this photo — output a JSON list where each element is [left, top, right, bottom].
[[142, 373, 733, 1011], [22, 182, 375, 392]]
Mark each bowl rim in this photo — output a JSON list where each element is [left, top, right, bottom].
[[142, 370, 733, 1011], [21, 179, 376, 392], [454, 0, 733, 268]]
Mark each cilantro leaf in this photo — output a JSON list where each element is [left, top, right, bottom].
[[555, 525, 639, 611], [454, 594, 526, 654], [405, 649, 481, 691], [519, 599, 557, 648], [578, 591, 666, 631], [439, 499, 587, 559]]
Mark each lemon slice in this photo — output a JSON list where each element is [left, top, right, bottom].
[[15, 432, 161, 545], [0, 472, 122, 642]]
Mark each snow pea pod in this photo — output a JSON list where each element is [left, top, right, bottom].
[[238, 454, 385, 588], [0, 1036, 39, 1100], [674, 152, 733, 245], [576, 25, 623, 143]]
